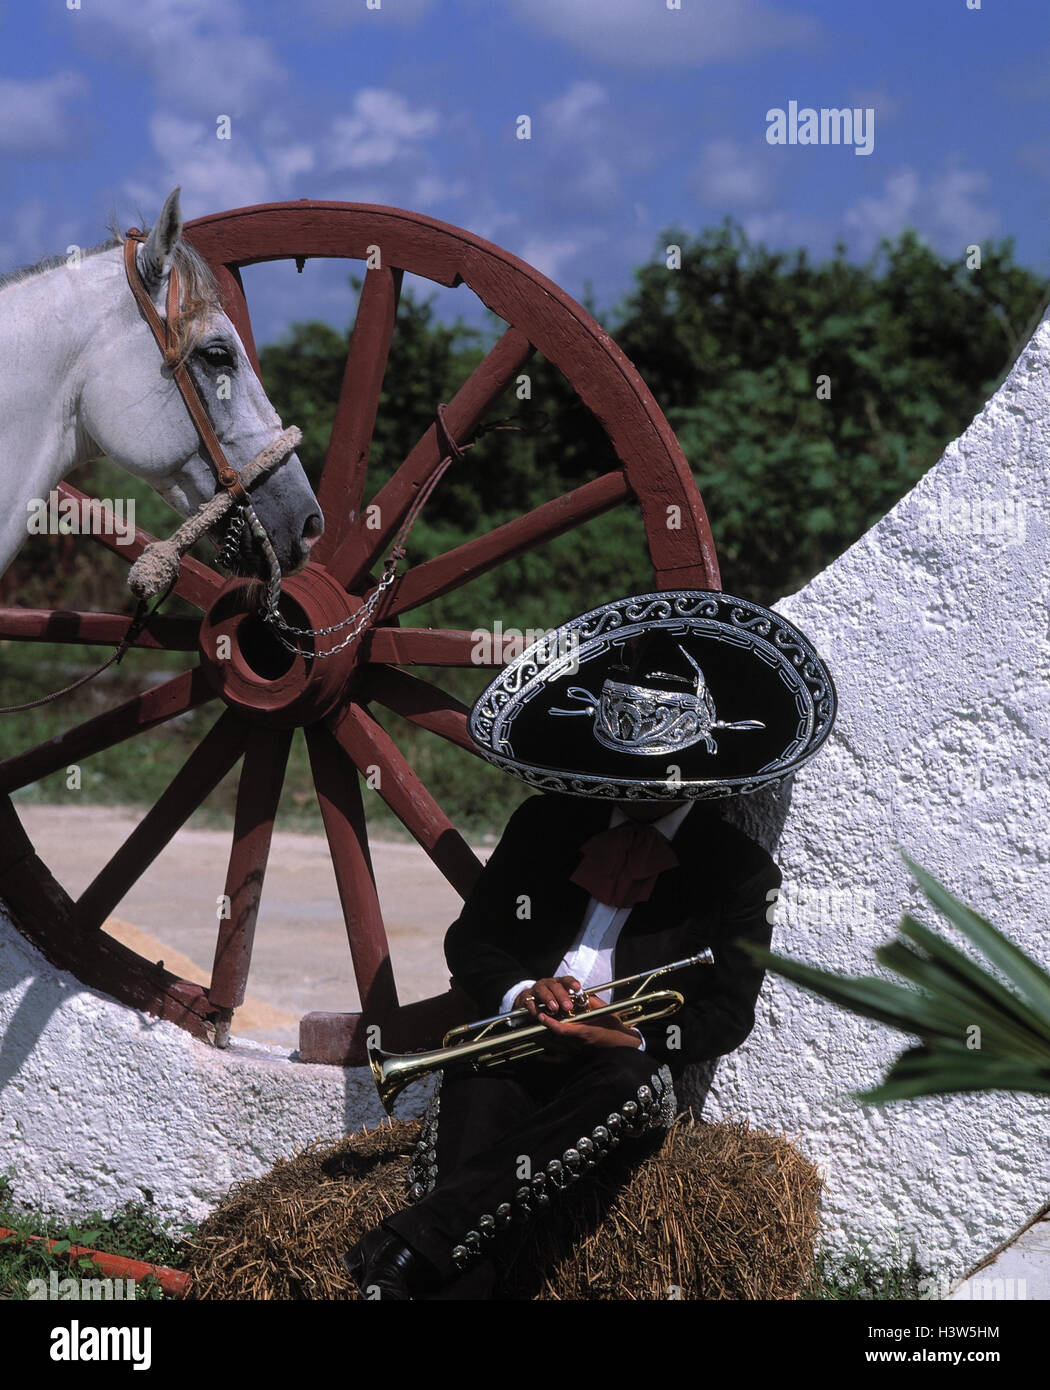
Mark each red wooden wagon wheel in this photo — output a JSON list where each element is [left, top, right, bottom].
[[0, 200, 720, 1066]]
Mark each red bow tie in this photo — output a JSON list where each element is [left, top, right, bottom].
[[570, 820, 679, 908]]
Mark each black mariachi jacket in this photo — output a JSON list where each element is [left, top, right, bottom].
[[444, 793, 782, 1076]]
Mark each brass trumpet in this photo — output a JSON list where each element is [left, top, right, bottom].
[[368, 949, 714, 1114]]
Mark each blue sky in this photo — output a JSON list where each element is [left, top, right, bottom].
[[1, 0, 1047, 343]]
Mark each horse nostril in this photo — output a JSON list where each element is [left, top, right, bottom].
[[302, 513, 324, 545]]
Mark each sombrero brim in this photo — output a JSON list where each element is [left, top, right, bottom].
[[468, 590, 836, 800]]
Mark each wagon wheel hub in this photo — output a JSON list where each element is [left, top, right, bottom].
[[197, 564, 368, 726]]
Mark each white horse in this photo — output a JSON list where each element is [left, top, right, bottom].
[[0, 187, 323, 585]]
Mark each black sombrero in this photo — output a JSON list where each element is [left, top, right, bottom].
[[468, 591, 836, 801]]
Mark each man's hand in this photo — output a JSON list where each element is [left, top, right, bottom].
[[513, 980, 643, 1050], [536, 993, 643, 1051], [515, 977, 583, 1019]]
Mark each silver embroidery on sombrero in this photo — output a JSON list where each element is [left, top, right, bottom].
[[449, 1066, 676, 1270], [551, 645, 764, 757]]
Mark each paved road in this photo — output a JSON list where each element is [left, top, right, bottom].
[[15, 804, 492, 1051]]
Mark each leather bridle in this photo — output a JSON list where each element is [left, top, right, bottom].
[[123, 228, 249, 504]]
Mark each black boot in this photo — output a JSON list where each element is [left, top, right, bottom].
[[343, 1225, 438, 1300]]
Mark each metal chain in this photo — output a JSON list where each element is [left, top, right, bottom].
[[263, 534, 402, 660], [218, 505, 247, 569]]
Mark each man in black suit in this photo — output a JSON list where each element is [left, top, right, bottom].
[[347, 789, 780, 1300], [345, 590, 832, 1299]]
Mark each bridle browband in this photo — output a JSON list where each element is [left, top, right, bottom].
[[123, 228, 248, 503]]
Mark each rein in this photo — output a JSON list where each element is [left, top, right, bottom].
[[0, 583, 174, 714], [259, 402, 476, 660]]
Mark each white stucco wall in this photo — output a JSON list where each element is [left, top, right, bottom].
[[711, 308, 1050, 1284], [0, 312, 1048, 1283], [0, 911, 403, 1223]]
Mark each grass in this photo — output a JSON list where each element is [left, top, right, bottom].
[[0, 1173, 194, 1301], [803, 1244, 941, 1300]]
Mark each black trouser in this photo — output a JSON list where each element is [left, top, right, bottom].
[[384, 1046, 673, 1298]]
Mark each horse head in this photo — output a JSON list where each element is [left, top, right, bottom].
[[77, 187, 323, 578]]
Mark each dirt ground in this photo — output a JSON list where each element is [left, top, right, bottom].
[[14, 804, 491, 1050]]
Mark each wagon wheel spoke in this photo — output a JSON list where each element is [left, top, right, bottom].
[[0, 608, 200, 650], [209, 725, 293, 1045], [313, 265, 403, 564], [327, 700, 483, 899], [74, 709, 248, 932], [360, 664, 479, 757], [0, 666, 214, 794], [327, 326, 534, 588], [363, 627, 519, 667], [55, 482, 222, 611], [212, 263, 261, 376], [306, 722, 398, 1020], [382, 469, 631, 620]]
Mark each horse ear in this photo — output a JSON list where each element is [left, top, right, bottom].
[[139, 187, 183, 284]]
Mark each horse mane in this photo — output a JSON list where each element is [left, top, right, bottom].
[[0, 224, 222, 361], [0, 237, 121, 290]]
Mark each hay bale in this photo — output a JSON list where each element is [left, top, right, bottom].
[[185, 1117, 820, 1301]]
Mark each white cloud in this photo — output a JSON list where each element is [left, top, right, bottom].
[[120, 87, 444, 226], [135, 113, 283, 212], [509, 0, 819, 68], [412, 174, 470, 208], [78, 0, 285, 115], [846, 88, 903, 122], [741, 209, 829, 248], [0, 198, 74, 271], [543, 80, 607, 135], [326, 90, 440, 172], [692, 138, 775, 209], [844, 166, 999, 253], [845, 168, 921, 244], [930, 168, 1000, 245], [463, 207, 521, 245], [517, 234, 591, 283], [270, 143, 318, 185], [0, 73, 88, 154], [530, 81, 625, 212]]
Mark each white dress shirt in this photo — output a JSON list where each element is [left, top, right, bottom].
[[498, 801, 694, 1048]]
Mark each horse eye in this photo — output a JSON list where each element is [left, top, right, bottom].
[[197, 343, 235, 369]]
